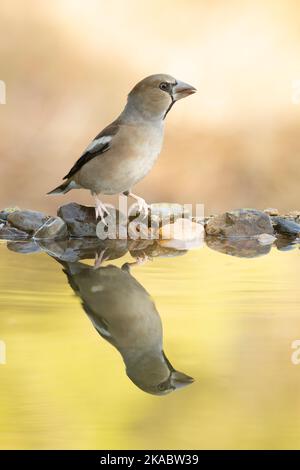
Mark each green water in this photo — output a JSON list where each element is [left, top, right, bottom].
[[0, 238, 300, 449]]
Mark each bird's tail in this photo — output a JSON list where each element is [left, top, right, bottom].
[[47, 180, 74, 195]]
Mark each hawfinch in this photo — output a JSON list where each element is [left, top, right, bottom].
[[48, 74, 196, 220], [57, 257, 194, 395]]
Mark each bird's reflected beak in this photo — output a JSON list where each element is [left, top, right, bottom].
[[171, 370, 195, 390], [173, 80, 197, 101]]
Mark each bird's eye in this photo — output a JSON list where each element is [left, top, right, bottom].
[[158, 383, 166, 391], [159, 82, 170, 92]]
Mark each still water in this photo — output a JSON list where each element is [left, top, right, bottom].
[[0, 238, 300, 449]]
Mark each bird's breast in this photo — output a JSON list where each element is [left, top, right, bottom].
[[105, 123, 164, 193]]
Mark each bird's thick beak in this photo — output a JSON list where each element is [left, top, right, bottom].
[[173, 80, 197, 101], [171, 370, 194, 390]]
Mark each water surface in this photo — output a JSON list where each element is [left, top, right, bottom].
[[0, 239, 300, 449]]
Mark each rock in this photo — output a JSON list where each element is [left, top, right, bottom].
[[206, 236, 272, 258], [159, 237, 204, 250], [58, 202, 125, 238], [0, 207, 20, 221], [96, 208, 128, 240], [37, 239, 93, 262], [7, 240, 42, 254], [257, 233, 277, 245], [275, 236, 297, 251], [0, 225, 29, 240], [127, 239, 155, 255], [127, 219, 158, 240], [205, 209, 274, 238], [159, 218, 204, 250], [285, 210, 300, 219], [97, 239, 128, 261], [264, 208, 279, 216], [58, 203, 98, 237], [7, 209, 49, 233], [33, 216, 68, 240], [272, 217, 300, 236], [192, 216, 205, 225], [128, 240, 187, 258], [37, 238, 128, 262], [148, 203, 192, 224]]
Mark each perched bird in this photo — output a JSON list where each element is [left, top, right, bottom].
[[48, 74, 196, 220], [55, 257, 194, 395]]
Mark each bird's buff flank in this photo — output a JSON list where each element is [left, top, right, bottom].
[[48, 74, 196, 222]]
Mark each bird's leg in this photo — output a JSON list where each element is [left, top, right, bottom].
[[121, 253, 150, 270], [123, 191, 149, 217], [135, 254, 151, 265], [93, 248, 109, 270], [92, 193, 109, 223]]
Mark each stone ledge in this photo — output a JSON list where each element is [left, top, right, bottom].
[[1, 205, 300, 243]]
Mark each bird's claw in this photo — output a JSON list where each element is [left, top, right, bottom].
[[94, 200, 109, 226], [137, 199, 149, 218], [130, 197, 149, 218], [94, 249, 109, 269], [135, 255, 150, 265]]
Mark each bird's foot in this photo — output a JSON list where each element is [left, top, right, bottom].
[[94, 196, 109, 225], [123, 253, 151, 270], [135, 254, 150, 265], [128, 193, 149, 218], [93, 248, 109, 269]]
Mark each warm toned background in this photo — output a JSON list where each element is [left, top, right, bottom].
[[1, 0, 300, 216]]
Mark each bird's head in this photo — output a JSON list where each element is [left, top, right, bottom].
[[126, 351, 194, 395], [126, 73, 196, 121]]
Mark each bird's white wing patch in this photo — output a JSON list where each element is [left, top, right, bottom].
[[85, 135, 112, 153]]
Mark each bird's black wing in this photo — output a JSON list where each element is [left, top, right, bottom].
[[63, 121, 120, 180]]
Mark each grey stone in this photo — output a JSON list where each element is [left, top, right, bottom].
[[37, 239, 88, 261], [98, 239, 128, 261], [58, 203, 97, 237], [7, 240, 42, 254], [285, 210, 300, 219], [205, 209, 274, 238], [96, 209, 128, 240], [272, 217, 300, 236], [0, 225, 29, 240], [206, 236, 272, 258], [0, 213, 8, 221], [37, 238, 128, 262], [57, 202, 120, 238], [33, 216, 68, 240], [0, 207, 20, 221], [275, 236, 297, 251], [149, 203, 191, 224], [127, 219, 158, 240], [128, 240, 187, 259], [7, 210, 49, 233]]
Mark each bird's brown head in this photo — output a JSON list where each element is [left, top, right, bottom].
[[126, 73, 196, 121]]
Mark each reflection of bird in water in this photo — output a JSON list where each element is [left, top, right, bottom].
[[57, 258, 194, 395]]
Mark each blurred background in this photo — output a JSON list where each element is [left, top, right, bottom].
[[1, 0, 300, 216]]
